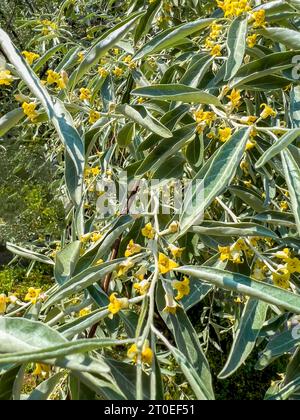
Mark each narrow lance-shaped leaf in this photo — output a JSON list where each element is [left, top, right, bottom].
[[132, 84, 222, 106], [6, 242, 54, 265], [176, 266, 300, 314], [291, 86, 300, 128], [281, 149, 300, 235], [0, 318, 110, 375], [134, 0, 162, 44], [224, 15, 248, 81], [258, 27, 300, 50], [134, 18, 215, 60], [43, 258, 126, 309], [178, 128, 250, 237], [135, 123, 196, 176], [218, 299, 268, 379], [156, 281, 214, 400], [255, 128, 300, 169], [116, 104, 172, 138], [0, 108, 24, 137], [54, 241, 81, 285]]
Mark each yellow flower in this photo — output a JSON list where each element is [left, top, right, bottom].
[[125, 240, 142, 258], [243, 179, 252, 188], [46, 70, 66, 90], [0, 294, 8, 314], [91, 232, 102, 242], [95, 258, 104, 265], [252, 260, 267, 281], [275, 248, 290, 260], [117, 259, 135, 276], [24, 287, 42, 304], [169, 221, 179, 233], [77, 51, 85, 62], [227, 89, 241, 109], [133, 279, 150, 295], [158, 253, 179, 274], [113, 66, 123, 77], [40, 19, 57, 35], [219, 127, 232, 142], [89, 110, 100, 124], [56, 77, 66, 90], [79, 87, 91, 101], [218, 245, 231, 261], [90, 166, 101, 176], [286, 258, 300, 274], [251, 10, 266, 28], [22, 51, 40, 65], [209, 22, 222, 40], [169, 244, 185, 259], [280, 201, 289, 212], [127, 340, 153, 364], [79, 308, 91, 317], [272, 268, 290, 289], [80, 233, 92, 243], [240, 115, 258, 125], [205, 37, 214, 49], [240, 159, 249, 172], [123, 55, 136, 69], [0, 69, 13, 86], [218, 241, 244, 264], [234, 296, 245, 304], [246, 139, 257, 151], [142, 223, 155, 239], [211, 44, 222, 57], [33, 363, 50, 379], [46, 69, 60, 85], [22, 102, 38, 122], [260, 103, 277, 119], [108, 293, 129, 315], [98, 67, 109, 78], [194, 110, 216, 125], [172, 276, 190, 300], [163, 293, 178, 314], [247, 34, 258, 48]]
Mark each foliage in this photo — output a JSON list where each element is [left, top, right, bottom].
[[1, 0, 300, 401]]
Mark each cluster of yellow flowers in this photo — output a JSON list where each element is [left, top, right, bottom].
[[80, 231, 103, 244], [194, 109, 216, 133], [0, 287, 42, 315], [217, 0, 251, 18], [205, 22, 223, 57]]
